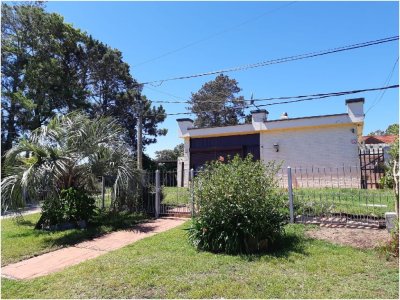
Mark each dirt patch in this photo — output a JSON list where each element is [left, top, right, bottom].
[[306, 225, 390, 249]]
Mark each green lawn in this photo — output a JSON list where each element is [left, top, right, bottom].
[[161, 186, 395, 217], [93, 188, 113, 208], [1, 211, 147, 266], [293, 188, 396, 218], [162, 186, 190, 206], [2, 222, 398, 299]]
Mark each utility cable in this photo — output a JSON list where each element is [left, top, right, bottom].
[[132, 1, 296, 68], [142, 84, 399, 117], [140, 36, 399, 86]]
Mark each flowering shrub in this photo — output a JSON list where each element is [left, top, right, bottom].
[[188, 155, 288, 254]]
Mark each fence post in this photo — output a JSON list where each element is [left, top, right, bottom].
[[101, 176, 105, 209], [287, 166, 294, 223], [190, 168, 195, 217], [155, 170, 160, 218]]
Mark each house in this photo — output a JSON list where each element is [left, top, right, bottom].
[[359, 135, 397, 189], [176, 98, 365, 187], [361, 135, 397, 151]]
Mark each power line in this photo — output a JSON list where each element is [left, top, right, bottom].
[[143, 85, 185, 100], [132, 1, 296, 68], [150, 85, 400, 104], [140, 36, 399, 86], [365, 57, 399, 115], [143, 84, 399, 117]]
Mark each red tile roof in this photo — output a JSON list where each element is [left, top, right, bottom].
[[362, 135, 398, 144]]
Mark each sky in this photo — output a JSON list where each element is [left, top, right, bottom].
[[44, 0, 399, 158]]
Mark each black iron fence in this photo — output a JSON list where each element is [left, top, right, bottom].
[[93, 164, 395, 228]]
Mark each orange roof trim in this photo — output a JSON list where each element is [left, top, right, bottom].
[[362, 135, 398, 144]]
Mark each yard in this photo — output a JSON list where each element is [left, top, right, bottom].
[[1, 211, 147, 267], [162, 186, 190, 206], [161, 185, 396, 218], [1, 220, 398, 299], [293, 188, 396, 218]]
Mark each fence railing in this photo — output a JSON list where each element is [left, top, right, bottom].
[[277, 165, 364, 189], [284, 166, 395, 227], [92, 165, 395, 227]]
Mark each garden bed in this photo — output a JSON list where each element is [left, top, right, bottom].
[[305, 226, 390, 249]]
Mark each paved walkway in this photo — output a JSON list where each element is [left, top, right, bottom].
[[2, 217, 186, 280]]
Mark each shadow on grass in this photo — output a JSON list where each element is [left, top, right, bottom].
[[50, 210, 149, 247], [237, 232, 309, 262], [186, 224, 310, 261], [14, 218, 37, 227], [10, 210, 149, 248]]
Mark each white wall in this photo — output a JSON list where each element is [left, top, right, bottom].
[[176, 138, 190, 187], [261, 125, 360, 168], [261, 125, 361, 188]]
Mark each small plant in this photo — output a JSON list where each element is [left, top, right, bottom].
[[37, 188, 95, 229], [188, 155, 288, 254], [377, 217, 399, 260], [61, 188, 96, 223]]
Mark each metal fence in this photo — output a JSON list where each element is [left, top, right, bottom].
[[189, 165, 395, 227], [283, 166, 395, 227], [93, 165, 395, 227], [94, 170, 192, 217]]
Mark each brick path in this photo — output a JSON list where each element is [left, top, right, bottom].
[[2, 217, 186, 280]]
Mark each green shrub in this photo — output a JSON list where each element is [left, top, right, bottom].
[[40, 197, 65, 227], [38, 188, 95, 229], [188, 155, 288, 254], [60, 187, 96, 223]]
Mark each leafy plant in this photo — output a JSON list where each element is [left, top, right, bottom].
[[1, 113, 141, 225], [61, 188, 96, 223], [379, 138, 399, 190], [378, 218, 399, 260], [37, 188, 95, 229], [188, 155, 288, 254]]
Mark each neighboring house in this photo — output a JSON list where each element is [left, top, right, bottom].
[[361, 135, 397, 151], [359, 135, 397, 189], [176, 98, 365, 187]]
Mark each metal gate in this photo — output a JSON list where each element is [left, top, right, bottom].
[[359, 148, 385, 189], [156, 170, 192, 217]]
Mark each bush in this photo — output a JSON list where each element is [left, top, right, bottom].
[[37, 188, 95, 229], [61, 187, 96, 223], [188, 155, 288, 254]]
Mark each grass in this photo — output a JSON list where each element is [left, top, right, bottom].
[[162, 186, 190, 206], [161, 185, 395, 217], [1, 210, 147, 267], [2, 222, 398, 299], [293, 188, 396, 218], [93, 186, 191, 208], [93, 188, 113, 208]]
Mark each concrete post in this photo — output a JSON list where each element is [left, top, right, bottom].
[[155, 170, 160, 218], [287, 166, 294, 223]]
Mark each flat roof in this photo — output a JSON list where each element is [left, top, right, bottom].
[[187, 113, 348, 131]]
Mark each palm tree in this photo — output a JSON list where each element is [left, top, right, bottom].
[[1, 112, 140, 215]]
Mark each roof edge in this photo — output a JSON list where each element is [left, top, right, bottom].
[[176, 118, 194, 122], [346, 98, 365, 104]]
